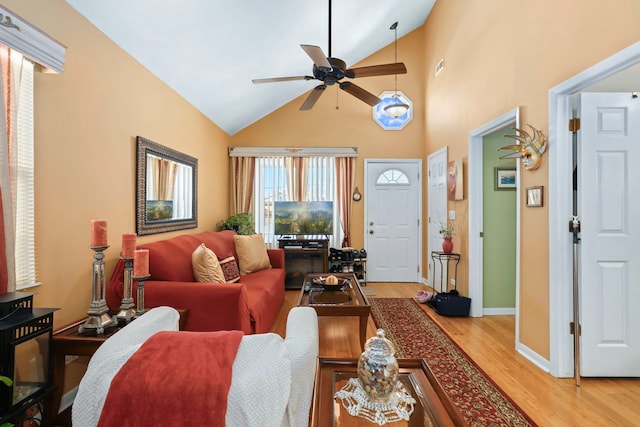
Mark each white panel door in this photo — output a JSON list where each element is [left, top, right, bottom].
[[579, 92, 640, 376], [364, 160, 421, 282], [427, 148, 448, 289]]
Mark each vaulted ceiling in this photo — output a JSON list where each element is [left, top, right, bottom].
[[65, 0, 436, 135]]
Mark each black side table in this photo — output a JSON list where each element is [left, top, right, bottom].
[[430, 252, 461, 293]]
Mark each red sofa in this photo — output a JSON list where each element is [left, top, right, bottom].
[[106, 230, 285, 334]]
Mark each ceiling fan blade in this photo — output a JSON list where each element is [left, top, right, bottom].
[[252, 76, 313, 84], [339, 82, 381, 106], [300, 45, 332, 69], [300, 85, 327, 110], [346, 62, 407, 78]]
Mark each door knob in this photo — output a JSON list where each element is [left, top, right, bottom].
[[369, 221, 374, 226], [369, 230, 374, 234]]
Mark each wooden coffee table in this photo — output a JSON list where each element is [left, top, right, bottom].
[[297, 273, 370, 349], [311, 358, 467, 427]]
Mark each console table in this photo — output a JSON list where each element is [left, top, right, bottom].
[[430, 252, 461, 293]]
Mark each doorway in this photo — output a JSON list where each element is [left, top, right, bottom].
[[364, 159, 422, 282], [549, 40, 640, 378], [468, 108, 521, 323]]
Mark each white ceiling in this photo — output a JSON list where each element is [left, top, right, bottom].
[[65, 0, 436, 135]]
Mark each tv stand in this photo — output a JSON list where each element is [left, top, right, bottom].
[[278, 237, 329, 290]]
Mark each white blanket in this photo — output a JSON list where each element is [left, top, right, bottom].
[[72, 306, 318, 427]]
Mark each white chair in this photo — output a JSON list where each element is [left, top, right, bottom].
[[72, 306, 318, 427]]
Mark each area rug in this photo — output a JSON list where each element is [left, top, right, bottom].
[[361, 286, 376, 296], [369, 298, 537, 427]]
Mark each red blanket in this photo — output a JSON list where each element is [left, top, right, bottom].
[[97, 330, 244, 427]]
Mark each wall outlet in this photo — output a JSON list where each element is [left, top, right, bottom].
[[449, 210, 456, 220], [451, 278, 456, 286]]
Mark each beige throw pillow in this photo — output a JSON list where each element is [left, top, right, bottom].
[[191, 243, 226, 283], [233, 234, 272, 275]]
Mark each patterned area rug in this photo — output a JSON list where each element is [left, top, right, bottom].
[[370, 298, 537, 427]]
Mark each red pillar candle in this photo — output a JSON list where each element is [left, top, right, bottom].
[[133, 249, 149, 277], [121, 233, 137, 258], [90, 220, 108, 247]]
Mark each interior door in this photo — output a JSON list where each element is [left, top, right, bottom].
[[364, 160, 421, 282], [579, 92, 640, 376], [427, 148, 448, 289]]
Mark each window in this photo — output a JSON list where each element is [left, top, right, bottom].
[[1, 47, 38, 289], [376, 168, 409, 185], [253, 156, 341, 247]]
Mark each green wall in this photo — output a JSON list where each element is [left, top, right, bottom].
[[482, 131, 517, 309]]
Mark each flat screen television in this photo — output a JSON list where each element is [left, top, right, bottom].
[[274, 201, 333, 236]]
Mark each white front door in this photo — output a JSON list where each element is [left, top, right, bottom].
[[364, 160, 421, 282], [579, 92, 640, 376], [427, 148, 448, 289]]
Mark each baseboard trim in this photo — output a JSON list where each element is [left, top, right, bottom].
[[483, 307, 516, 315], [516, 341, 551, 374]]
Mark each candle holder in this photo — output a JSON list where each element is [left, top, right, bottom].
[[115, 257, 136, 325], [133, 274, 150, 318], [79, 245, 118, 335]]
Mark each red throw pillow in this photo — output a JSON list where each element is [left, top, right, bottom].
[[219, 256, 240, 283]]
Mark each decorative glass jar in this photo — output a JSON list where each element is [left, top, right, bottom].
[[357, 328, 399, 403]]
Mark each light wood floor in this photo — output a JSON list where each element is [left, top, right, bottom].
[[271, 282, 640, 427]]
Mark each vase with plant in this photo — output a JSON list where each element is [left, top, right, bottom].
[[439, 220, 456, 253], [216, 212, 255, 235]]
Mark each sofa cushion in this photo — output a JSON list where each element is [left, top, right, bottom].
[[220, 256, 240, 283], [233, 234, 272, 275], [196, 230, 238, 261], [192, 243, 226, 283], [138, 234, 200, 282]]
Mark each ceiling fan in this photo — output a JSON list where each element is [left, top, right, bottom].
[[251, 0, 407, 111]]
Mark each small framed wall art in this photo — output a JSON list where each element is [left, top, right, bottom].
[[494, 167, 516, 190], [526, 186, 543, 207]]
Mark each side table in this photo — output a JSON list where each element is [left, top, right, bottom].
[[48, 308, 189, 419], [430, 252, 461, 293]]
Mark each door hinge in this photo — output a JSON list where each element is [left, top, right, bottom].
[[569, 216, 580, 233], [479, 231, 484, 238], [569, 118, 581, 133], [570, 322, 581, 335]]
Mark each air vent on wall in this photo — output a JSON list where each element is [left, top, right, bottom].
[[435, 58, 445, 76]]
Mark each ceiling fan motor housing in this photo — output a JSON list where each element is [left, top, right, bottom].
[[313, 57, 346, 85]]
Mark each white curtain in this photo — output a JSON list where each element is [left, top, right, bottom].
[[253, 156, 342, 248], [172, 163, 192, 219], [0, 48, 33, 292]]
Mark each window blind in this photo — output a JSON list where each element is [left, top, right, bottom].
[[14, 55, 37, 289]]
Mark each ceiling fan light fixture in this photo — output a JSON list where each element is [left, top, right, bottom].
[[385, 21, 409, 118]]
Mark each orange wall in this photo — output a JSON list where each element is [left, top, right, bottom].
[[232, 26, 427, 253], [234, 0, 640, 359], [6, 0, 640, 366], [3, 0, 232, 329], [421, 0, 640, 357]]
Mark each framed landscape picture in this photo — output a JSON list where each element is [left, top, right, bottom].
[[495, 167, 516, 190]]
